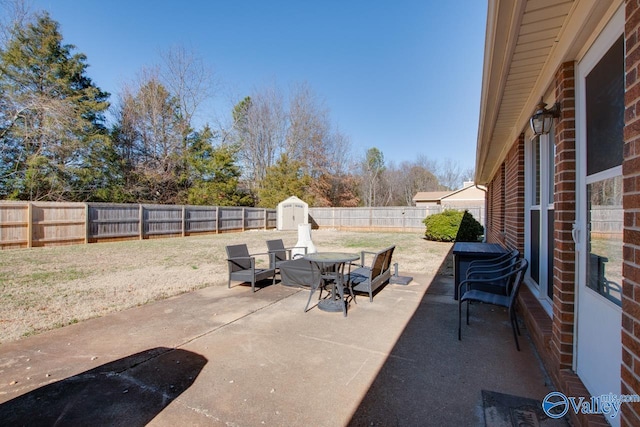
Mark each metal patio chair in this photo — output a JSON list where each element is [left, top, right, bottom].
[[466, 249, 520, 274], [464, 249, 520, 296], [458, 258, 529, 351]]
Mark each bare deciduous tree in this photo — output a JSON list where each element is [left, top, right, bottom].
[[0, 0, 30, 48], [377, 160, 443, 206], [436, 158, 473, 190], [159, 45, 217, 138], [286, 83, 357, 206], [232, 84, 287, 193], [114, 69, 184, 202], [360, 147, 385, 207], [286, 82, 331, 176], [230, 81, 355, 206]]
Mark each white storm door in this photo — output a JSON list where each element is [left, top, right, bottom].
[[575, 6, 623, 422]]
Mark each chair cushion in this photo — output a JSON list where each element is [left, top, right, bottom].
[[348, 268, 370, 285], [230, 268, 274, 283]]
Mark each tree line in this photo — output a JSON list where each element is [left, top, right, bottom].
[[0, 5, 472, 208]]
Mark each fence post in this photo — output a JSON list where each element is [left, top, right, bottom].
[[215, 206, 219, 234], [333, 207, 337, 228], [242, 208, 246, 232], [27, 202, 33, 248], [138, 204, 144, 240], [263, 208, 267, 230], [181, 205, 186, 237], [84, 203, 90, 244]]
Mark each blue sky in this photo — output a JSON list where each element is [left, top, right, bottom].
[[30, 1, 487, 171]]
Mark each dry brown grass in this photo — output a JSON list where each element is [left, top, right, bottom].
[[0, 229, 452, 344]]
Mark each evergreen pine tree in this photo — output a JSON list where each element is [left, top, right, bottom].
[[0, 12, 111, 201]]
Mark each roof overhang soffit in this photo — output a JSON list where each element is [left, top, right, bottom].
[[475, 0, 619, 185]]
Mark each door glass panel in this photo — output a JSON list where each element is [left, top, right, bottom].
[[586, 175, 623, 306], [586, 35, 624, 176]]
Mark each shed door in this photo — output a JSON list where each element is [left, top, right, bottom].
[[282, 203, 304, 230]]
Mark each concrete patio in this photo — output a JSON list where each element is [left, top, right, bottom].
[[0, 260, 560, 426]]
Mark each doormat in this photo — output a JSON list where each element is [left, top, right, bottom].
[[482, 390, 569, 427]]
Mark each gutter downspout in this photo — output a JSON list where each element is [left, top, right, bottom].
[[475, 184, 488, 242]]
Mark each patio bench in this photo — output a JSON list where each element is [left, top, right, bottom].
[[347, 245, 396, 302]]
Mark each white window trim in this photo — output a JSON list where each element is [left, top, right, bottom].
[[524, 131, 554, 317]]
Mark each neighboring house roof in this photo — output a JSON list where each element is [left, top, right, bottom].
[[442, 184, 486, 201], [413, 182, 486, 204], [412, 191, 450, 203], [475, 0, 614, 185]]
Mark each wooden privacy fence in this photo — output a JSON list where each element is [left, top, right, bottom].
[[308, 206, 485, 231], [0, 201, 487, 250], [590, 205, 623, 236], [0, 201, 277, 249]]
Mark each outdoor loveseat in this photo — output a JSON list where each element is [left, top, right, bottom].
[[347, 245, 396, 302]]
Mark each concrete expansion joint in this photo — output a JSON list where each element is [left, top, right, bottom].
[[118, 371, 171, 402], [176, 288, 305, 349]]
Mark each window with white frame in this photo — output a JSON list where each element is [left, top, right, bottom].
[[526, 124, 555, 307]]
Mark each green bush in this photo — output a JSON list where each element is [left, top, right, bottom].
[[422, 210, 484, 242], [457, 210, 485, 242]]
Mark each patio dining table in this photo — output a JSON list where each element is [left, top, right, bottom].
[[303, 252, 359, 314]]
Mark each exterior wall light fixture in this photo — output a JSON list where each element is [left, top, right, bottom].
[[529, 98, 561, 136]]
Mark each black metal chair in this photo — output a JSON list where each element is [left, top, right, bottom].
[[225, 244, 276, 292], [304, 261, 357, 317], [466, 248, 518, 269], [466, 249, 519, 277], [458, 258, 529, 351], [304, 260, 356, 317], [464, 249, 520, 296]]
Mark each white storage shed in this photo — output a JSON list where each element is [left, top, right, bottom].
[[277, 196, 308, 231]]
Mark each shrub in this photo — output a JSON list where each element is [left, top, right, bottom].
[[456, 210, 485, 242], [422, 210, 484, 242]]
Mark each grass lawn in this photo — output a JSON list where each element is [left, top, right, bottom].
[[0, 229, 452, 343]]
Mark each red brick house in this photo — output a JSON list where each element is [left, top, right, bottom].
[[476, 1, 640, 425]]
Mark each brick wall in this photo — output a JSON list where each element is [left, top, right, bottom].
[[551, 61, 577, 375], [484, 140, 524, 252], [485, 164, 506, 244], [622, 0, 640, 424], [504, 135, 525, 253], [481, 3, 640, 425]]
